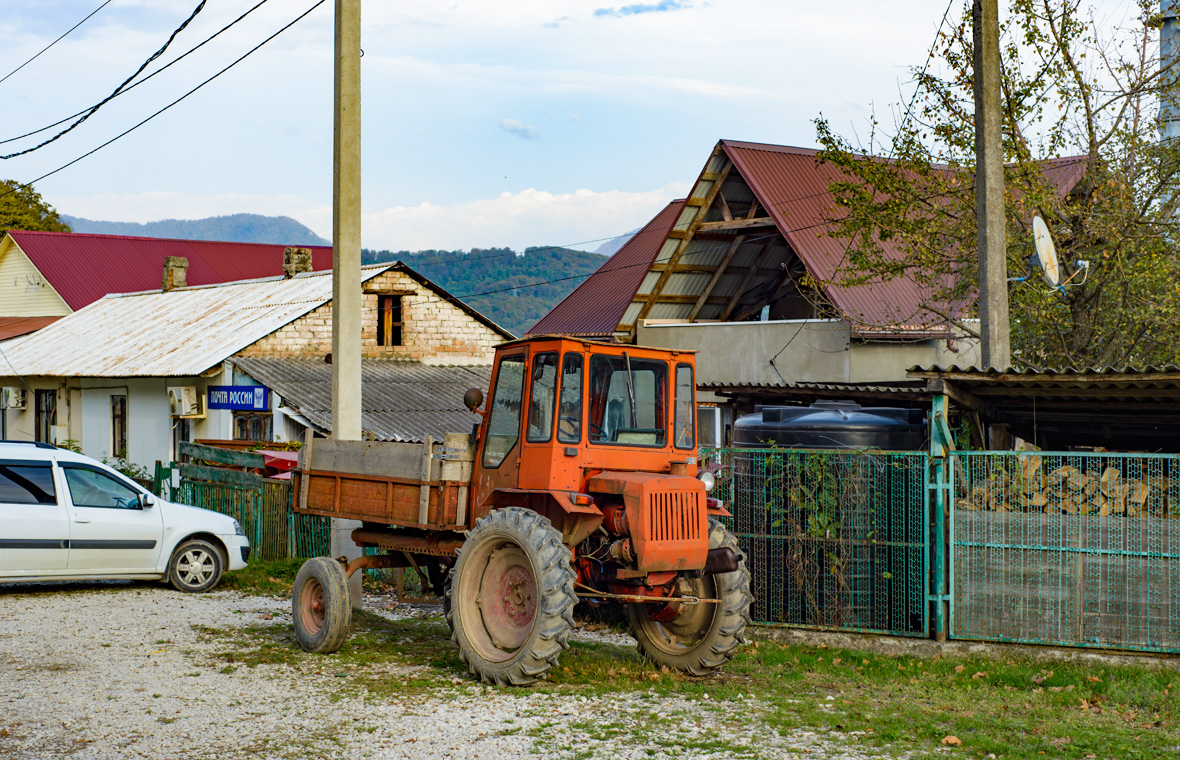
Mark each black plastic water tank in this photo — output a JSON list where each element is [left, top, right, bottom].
[[732, 400, 926, 450]]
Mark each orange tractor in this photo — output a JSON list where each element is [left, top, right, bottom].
[[290, 336, 752, 685]]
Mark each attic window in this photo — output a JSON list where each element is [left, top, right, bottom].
[[377, 295, 403, 347]]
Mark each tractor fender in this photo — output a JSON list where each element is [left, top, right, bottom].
[[482, 488, 603, 546]]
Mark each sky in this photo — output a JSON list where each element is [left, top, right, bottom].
[[0, 0, 1145, 253]]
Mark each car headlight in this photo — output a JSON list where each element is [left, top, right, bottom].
[[232, 519, 245, 536], [699, 471, 716, 492]]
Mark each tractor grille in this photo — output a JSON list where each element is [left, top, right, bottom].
[[648, 490, 703, 542]]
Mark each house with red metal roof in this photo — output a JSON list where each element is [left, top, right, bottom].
[[0, 230, 334, 340], [531, 139, 1085, 443]]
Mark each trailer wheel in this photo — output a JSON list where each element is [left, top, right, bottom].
[[446, 507, 576, 686], [292, 557, 352, 654], [627, 518, 752, 676]]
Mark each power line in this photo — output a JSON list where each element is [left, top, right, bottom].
[[0, 0, 327, 198], [1, 1, 209, 160], [0, 0, 272, 148], [0, 0, 113, 88]]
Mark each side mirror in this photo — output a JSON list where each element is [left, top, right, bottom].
[[463, 387, 484, 411], [139, 493, 157, 509]]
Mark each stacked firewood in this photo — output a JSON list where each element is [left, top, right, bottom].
[[956, 458, 1166, 517]]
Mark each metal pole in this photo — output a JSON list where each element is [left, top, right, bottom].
[[331, 0, 364, 606], [973, 0, 1010, 369]]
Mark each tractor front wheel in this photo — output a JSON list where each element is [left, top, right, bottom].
[[445, 508, 576, 686], [627, 518, 752, 675]]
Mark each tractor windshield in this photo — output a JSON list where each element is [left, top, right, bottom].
[[587, 354, 667, 447]]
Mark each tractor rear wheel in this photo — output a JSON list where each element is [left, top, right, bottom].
[[627, 518, 752, 675], [445, 508, 576, 686]]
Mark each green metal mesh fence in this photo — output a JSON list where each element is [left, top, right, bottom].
[[951, 451, 1180, 652], [173, 479, 330, 561], [705, 448, 928, 636]]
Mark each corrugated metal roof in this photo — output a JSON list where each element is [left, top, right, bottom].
[[909, 364, 1180, 379], [232, 357, 491, 443], [0, 266, 391, 378], [526, 200, 684, 337], [0, 316, 59, 341], [7, 231, 333, 311]]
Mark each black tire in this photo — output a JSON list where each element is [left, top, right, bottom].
[[292, 557, 352, 653], [627, 518, 752, 675], [168, 538, 224, 593], [445, 508, 576, 686]]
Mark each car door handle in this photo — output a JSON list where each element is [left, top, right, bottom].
[[74, 517, 91, 524]]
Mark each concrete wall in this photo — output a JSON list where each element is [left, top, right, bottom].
[[635, 319, 980, 386]]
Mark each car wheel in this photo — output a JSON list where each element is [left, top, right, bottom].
[[168, 539, 224, 593]]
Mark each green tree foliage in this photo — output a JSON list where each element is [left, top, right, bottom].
[[0, 180, 70, 236], [362, 246, 606, 336], [815, 0, 1180, 368]]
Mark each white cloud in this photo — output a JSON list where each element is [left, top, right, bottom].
[[48, 182, 691, 254], [499, 118, 540, 139]]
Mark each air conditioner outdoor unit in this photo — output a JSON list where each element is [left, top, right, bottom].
[[2, 387, 26, 410], [167, 386, 200, 417]]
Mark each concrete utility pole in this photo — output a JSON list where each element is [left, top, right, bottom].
[[331, 0, 363, 605], [973, 0, 1010, 369]]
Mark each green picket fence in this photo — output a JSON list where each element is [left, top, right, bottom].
[[704, 447, 929, 637], [950, 450, 1180, 653]]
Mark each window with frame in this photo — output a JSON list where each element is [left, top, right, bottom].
[[377, 294, 404, 347], [0, 462, 56, 504], [557, 352, 583, 444], [111, 395, 127, 458], [673, 363, 695, 449], [234, 412, 273, 442], [63, 465, 141, 510], [34, 389, 55, 444], [587, 354, 667, 447], [526, 352, 558, 443], [482, 354, 525, 468]]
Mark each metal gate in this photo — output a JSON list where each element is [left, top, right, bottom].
[[707, 448, 929, 637], [949, 450, 1180, 652]]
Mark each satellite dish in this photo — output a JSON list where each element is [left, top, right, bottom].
[[1031, 216, 1060, 288]]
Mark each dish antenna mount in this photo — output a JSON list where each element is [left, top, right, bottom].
[[1010, 216, 1089, 292]]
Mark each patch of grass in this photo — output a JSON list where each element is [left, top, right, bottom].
[[219, 557, 306, 596]]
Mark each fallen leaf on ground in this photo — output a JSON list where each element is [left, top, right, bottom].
[[972, 671, 987, 679], [953, 664, 965, 674], [941, 735, 962, 746]]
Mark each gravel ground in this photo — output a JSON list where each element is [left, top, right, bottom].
[[0, 582, 879, 760]]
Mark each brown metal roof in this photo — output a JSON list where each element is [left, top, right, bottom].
[[526, 200, 684, 337], [0, 317, 59, 341]]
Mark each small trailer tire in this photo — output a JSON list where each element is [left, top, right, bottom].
[[292, 557, 353, 653], [446, 507, 576, 686]]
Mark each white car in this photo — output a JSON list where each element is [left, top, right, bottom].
[[0, 441, 249, 592]]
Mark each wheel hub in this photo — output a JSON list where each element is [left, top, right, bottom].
[[475, 546, 537, 651]]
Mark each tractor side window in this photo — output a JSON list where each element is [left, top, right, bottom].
[[482, 354, 526, 468], [674, 363, 695, 449], [557, 353, 583, 444], [588, 354, 667, 447], [526, 352, 558, 443]]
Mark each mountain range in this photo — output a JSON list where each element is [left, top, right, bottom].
[[61, 213, 330, 246]]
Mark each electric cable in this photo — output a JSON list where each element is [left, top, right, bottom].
[[0, 0, 273, 148], [1, 1, 208, 160], [0, 1, 112, 88]]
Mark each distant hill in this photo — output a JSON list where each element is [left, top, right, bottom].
[[60, 213, 330, 246], [593, 229, 638, 257], [363, 246, 607, 337]]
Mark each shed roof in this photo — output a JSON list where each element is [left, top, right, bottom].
[[0, 266, 391, 378], [527, 200, 684, 338], [5, 231, 333, 311], [909, 364, 1180, 452], [0, 316, 60, 341], [232, 357, 491, 443]]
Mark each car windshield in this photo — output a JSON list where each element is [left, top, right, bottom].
[[587, 354, 667, 447]]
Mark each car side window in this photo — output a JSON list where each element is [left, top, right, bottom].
[[0, 461, 57, 504], [63, 466, 141, 510]]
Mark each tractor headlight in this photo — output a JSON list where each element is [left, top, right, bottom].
[[698, 471, 716, 492], [232, 519, 245, 536]]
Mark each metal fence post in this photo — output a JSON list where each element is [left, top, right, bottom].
[[928, 394, 954, 641]]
